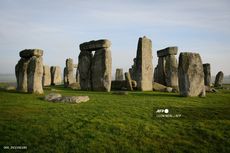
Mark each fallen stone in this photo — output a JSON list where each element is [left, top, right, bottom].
[[44, 93, 90, 104], [44, 93, 62, 102], [20, 49, 43, 58], [80, 39, 111, 51], [60, 96, 89, 103]]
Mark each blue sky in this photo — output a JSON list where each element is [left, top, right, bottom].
[[0, 0, 230, 77]]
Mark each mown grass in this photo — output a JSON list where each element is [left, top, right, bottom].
[[0, 84, 230, 153]]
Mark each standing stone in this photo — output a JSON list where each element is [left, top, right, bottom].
[[214, 71, 224, 87], [133, 36, 153, 91], [63, 67, 68, 86], [165, 55, 178, 87], [50, 66, 62, 85], [27, 56, 43, 94], [125, 72, 133, 91], [78, 51, 93, 90], [42, 65, 51, 86], [15, 58, 30, 92], [178, 52, 205, 97], [155, 47, 178, 87], [15, 49, 44, 94], [203, 63, 211, 87], [115, 68, 124, 80], [64, 58, 75, 87], [78, 39, 112, 92], [156, 57, 166, 85], [91, 48, 112, 92]]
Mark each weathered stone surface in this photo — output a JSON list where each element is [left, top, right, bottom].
[[165, 55, 178, 87], [50, 66, 62, 85], [20, 49, 43, 58], [44, 93, 89, 103], [27, 56, 44, 94], [42, 65, 51, 86], [155, 46, 178, 87], [44, 93, 62, 102], [157, 47, 178, 57], [133, 36, 153, 91], [125, 72, 133, 91], [60, 96, 89, 103], [15, 58, 30, 92], [78, 51, 93, 90], [80, 39, 111, 51], [203, 63, 211, 86], [91, 48, 112, 92], [115, 68, 124, 80], [156, 57, 166, 85], [214, 71, 224, 87], [178, 52, 205, 97], [64, 58, 75, 87]]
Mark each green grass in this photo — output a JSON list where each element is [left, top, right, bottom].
[[0, 84, 230, 153]]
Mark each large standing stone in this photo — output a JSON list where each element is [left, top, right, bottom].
[[115, 68, 124, 80], [214, 71, 224, 87], [155, 47, 178, 87], [78, 51, 93, 90], [91, 48, 112, 92], [133, 36, 153, 91], [64, 58, 75, 87], [165, 55, 178, 87], [15, 49, 44, 94], [78, 39, 112, 92], [50, 66, 62, 85], [42, 65, 51, 86], [27, 56, 43, 94], [178, 52, 205, 97], [15, 58, 30, 92], [155, 57, 166, 85], [203, 63, 211, 87]]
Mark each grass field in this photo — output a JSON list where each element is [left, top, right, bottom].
[[0, 83, 230, 153]]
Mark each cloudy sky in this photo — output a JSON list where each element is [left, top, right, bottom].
[[0, 0, 230, 76]]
